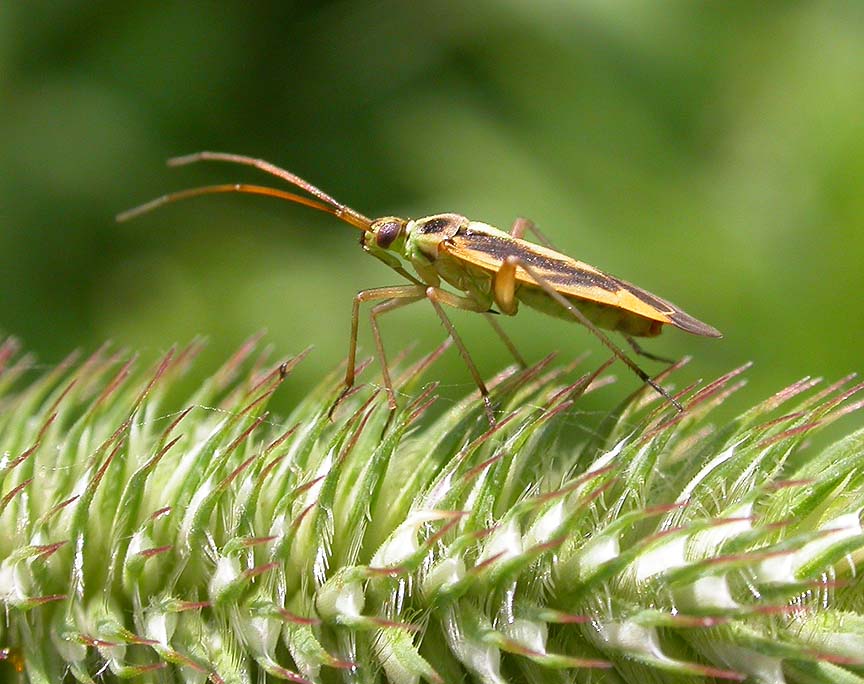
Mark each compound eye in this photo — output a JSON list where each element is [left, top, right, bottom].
[[376, 220, 402, 248]]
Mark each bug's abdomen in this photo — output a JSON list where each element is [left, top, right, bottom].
[[517, 286, 663, 337]]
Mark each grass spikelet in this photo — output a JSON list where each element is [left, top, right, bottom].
[[1, 335, 863, 683]]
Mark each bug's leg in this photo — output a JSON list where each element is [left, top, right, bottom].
[[492, 253, 519, 317], [506, 256, 683, 412], [623, 334, 675, 365], [368, 295, 425, 409], [509, 217, 533, 239], [332, 284, 426, 418], [486, 255, 526, 367], [509, 217, 557, 250], [483, 313, 527, 368], [424, 287, 497, 426]]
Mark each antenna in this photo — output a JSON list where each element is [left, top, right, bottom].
[[117, 151, 373, 230]]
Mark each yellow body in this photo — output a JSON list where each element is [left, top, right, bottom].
[[391, 214, 720, 339]]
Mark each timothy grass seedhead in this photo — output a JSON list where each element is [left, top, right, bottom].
[[1, 335, 863, 683]]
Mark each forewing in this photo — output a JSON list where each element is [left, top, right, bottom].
[[444, 229, 721, 337]]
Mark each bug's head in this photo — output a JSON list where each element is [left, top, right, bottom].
[[365, 216, 407, 252]]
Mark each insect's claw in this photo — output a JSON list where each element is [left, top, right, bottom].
[[380, 405, 397, 436], [482, 395, 497, 427], [645, 377, 684, 412], [328, 385, 355, 421], [326, 399, 340, 422]]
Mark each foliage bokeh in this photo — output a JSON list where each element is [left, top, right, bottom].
[[2, 2, 863, 422]]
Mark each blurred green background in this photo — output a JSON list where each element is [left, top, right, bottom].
[[2, 2, 863, 424]]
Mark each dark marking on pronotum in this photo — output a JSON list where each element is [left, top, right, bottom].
[[417, 216, 458, 234]]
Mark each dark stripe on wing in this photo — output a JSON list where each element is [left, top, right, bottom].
[[453, 232, 620, 292], [450, 231, 723, 338]]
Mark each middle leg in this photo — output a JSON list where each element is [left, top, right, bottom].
[[483, 313, 527, 368], [424, 287, 497, 425], [509, 217, 557, 250]]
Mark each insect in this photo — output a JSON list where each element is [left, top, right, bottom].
[[118, 151, 721, 423]]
